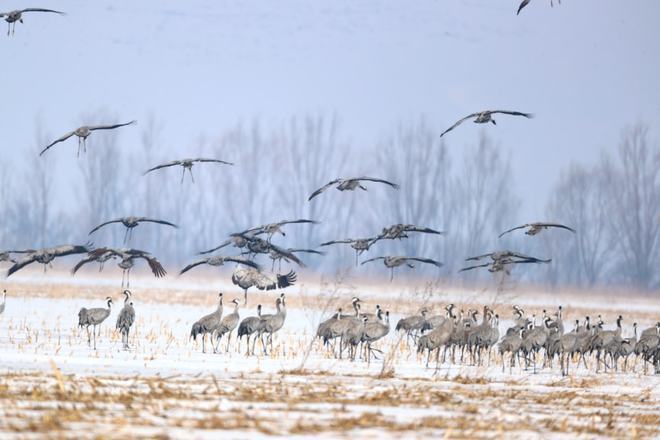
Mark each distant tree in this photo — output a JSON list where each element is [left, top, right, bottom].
[[453, 132, 519, 272], [601, 124, 659, 289], [544, 163, 612, 286]]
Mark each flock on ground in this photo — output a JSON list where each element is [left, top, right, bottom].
[[2, 0, 657, 376]]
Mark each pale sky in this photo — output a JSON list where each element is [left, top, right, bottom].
[[2, 0, 659, 217]]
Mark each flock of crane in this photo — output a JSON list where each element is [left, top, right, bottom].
[[2, 1, 658, 377]]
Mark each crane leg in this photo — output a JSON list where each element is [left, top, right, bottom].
[[226, 331, 232, 353], [86, 326, 91, 347], [181, 168, 185, 184], [190, 169, 195, 183], [243, 289, 248, 306], [93, 325, 97, 350]]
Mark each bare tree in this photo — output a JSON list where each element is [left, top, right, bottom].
[[544, 163, 613, 286], [601, 124, 659, 289], [453, 132, 519, 275], [374, 119, 454, 272]]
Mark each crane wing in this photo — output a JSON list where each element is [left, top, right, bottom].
[[40, 130, 75, 155], [440, 113, 479, 137], [143, 160, 183, 175], [88, 120, 136, 131], [308, 179, 341, 201]]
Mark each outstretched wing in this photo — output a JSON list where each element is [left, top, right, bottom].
[[88, 219, 123, 235], [404, 225, 445, 235], [269, 245, 306, 267], [198, 239, 231, 255], [288, 248, 325, 256], [537, 222, 576, 233], [308, 179, 341, 201], [276, 218, 320, 227], [406, 257, 443, 268], [490, 110, 533, 118], [224, 257, 261, 270], [319, 239, 354, 247], [458, 263, 490, 273], [179, 258, 209, 275], [465, 253, 494, 261], [88, 120, 136, 131], [52, 244, 92, 258], [191, 158, 234, 166], [355, 177, 400, 189], [440, 113, 479, 137], [516, 0, 532, 15], [276, 270, 297, 289], [360, 256, 386, 265], [6, 254, 39, 277], [140, 255, 167, 278], [143, 160, 183, 175], [71, 254, 105, 275], [21, 8, 65, 15], [498, 224, 529, 238], [40, 130, 76, 155], [137, 217, 178, 229]]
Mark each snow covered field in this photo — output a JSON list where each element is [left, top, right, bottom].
[[1, 275, 659, 438]]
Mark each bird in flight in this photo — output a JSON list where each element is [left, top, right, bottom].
[[241, 219, 319, 242], [361, 256, 443, 281], [6, 244, 91, 277], [440, 110, 533, 137], [308, 177, 399, 201], [144, 158, 234, 184], [320, 237, 379, 266], [88, 216, 178, 244], [72, 247, 166, 288], [371, 224, 445, 244], [517, 0, 561, 15], [499, 222, 575, 238], [179, 255, 261, 276], [0, 8, 64, 36], [461, 250, 551, 274], [40, 121, 136, 157]]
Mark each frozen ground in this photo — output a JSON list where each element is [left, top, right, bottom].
[[0, 275, 659, 438]]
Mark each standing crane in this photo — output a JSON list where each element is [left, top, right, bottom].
[[116, 290, 135, 350], [190, 293, 224, 354], [78, 297, 113, 350]]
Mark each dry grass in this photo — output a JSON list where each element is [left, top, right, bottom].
[[1, 369, 658, 438]]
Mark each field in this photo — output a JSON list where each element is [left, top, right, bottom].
[[1, 271, 659, 438]]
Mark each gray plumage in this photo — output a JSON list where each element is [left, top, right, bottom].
[[395, 308, 429, 344], [1, 8, 64, 36], [0, 290, 6, 315], [78, 296, 113, 350], [144, 158, 234, 183], [116, 291, 135, 350], [361, 310, 390, 363], [308, 177, 399, 201], [215, 299, 240, 353], [231, 268, 296, 305], [40, 121, 136, 157], [89, 216, 177, 244], [258, 294, 287, 355], [361, 256, 443, 280], [7, 244, 91, 277], [498, 326, 524, 373], [417, 315, 456, 369], [190, 293, 224, 353], [237, 304, 262, 355], [440, 110, 533, 137]]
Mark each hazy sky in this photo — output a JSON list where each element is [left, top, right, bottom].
[[3, 0, 659, 216]]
